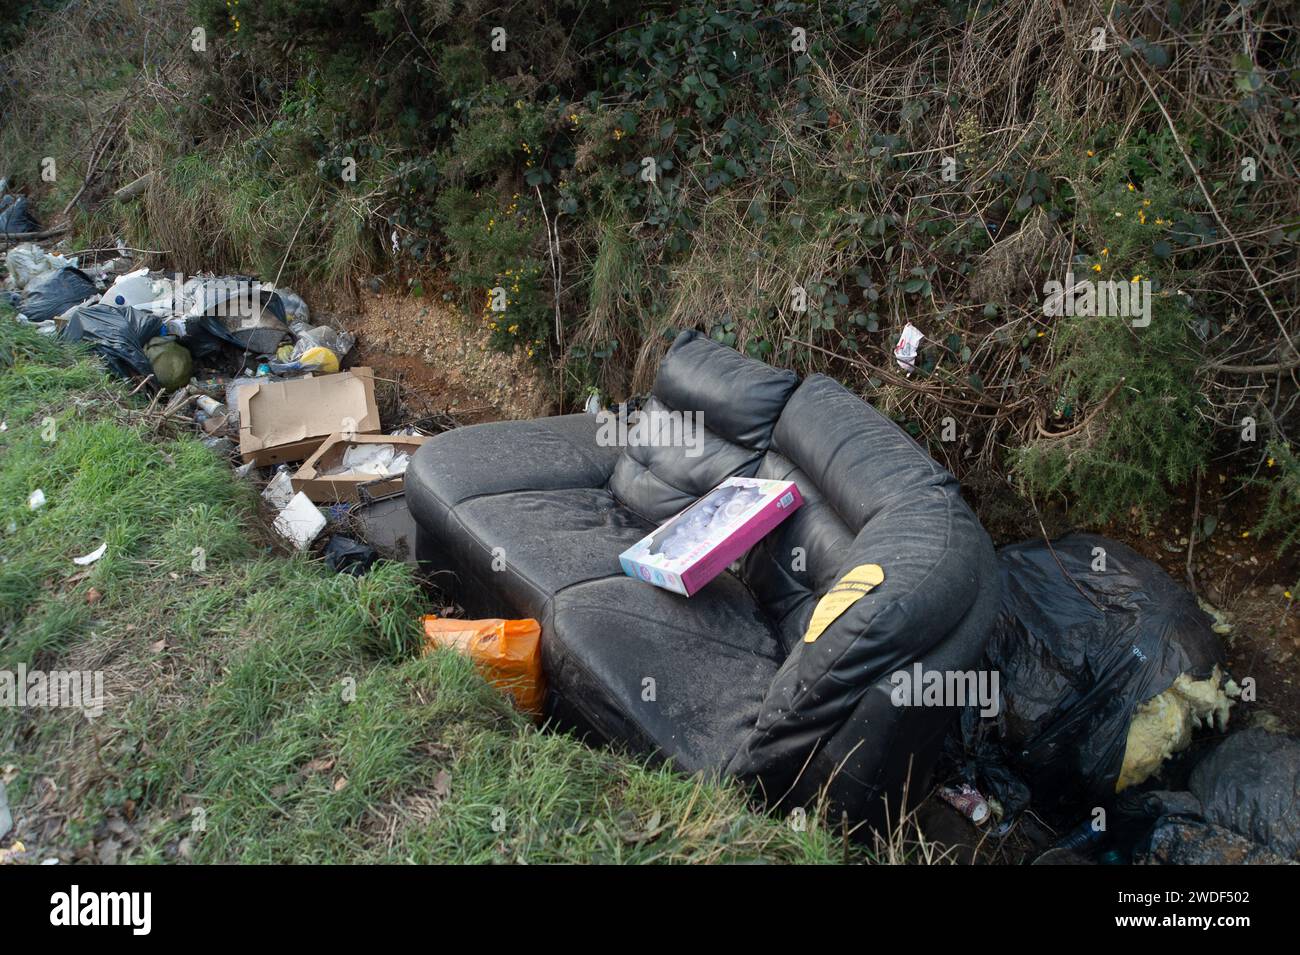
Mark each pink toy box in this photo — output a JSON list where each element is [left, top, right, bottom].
[[619, 477, 803, 596]]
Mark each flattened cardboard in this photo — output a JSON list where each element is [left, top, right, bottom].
[[291, 432, 429, 503], [238, 367, 380, 465]]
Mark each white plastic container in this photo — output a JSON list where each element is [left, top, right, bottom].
[[104, 268, 157, 308]]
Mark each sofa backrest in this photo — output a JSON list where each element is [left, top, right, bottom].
[[741, 374, 959, 646], [607, 330, 798, 522]]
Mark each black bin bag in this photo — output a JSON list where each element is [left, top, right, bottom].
[[967, 532, 1224, 808], [20, 266, 98, 323], [1125, 729, 1300, 862], [60, 304, 165, 380], [0, 194, 41, 235]]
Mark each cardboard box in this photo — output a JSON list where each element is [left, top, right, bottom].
[[291, 432, 429, 503], [619, 477, 802, 596], [237, 367, 380, 465]]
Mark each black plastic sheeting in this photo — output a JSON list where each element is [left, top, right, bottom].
[[177, 314, 251, 361], [20, 266, 98, 323], [324, 535, 377, 577], [1130, 729, 1300, 860], [0, 194, 40, 235], [192, 278, 289, 355], [954, 533, 1224, 810], [177, 282, 289, 361], [60, 304, 165, 380]]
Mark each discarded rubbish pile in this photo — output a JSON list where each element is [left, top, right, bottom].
[[407, 329, 1002, 827], [931, 533, 1297, 864], [1127, 728, 1300, 863], [951, 534, 1235, 815], [2, 224, 431, 570]]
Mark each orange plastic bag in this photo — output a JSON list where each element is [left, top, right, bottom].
[[421, 616, 545, 716]]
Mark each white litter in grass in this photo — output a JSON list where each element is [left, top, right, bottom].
[[73, 542, 108, 565], [27, 489, 46, 510], [894, 323, 924, 372], [274, 492, 326, 551], [262, 470, 296, 510]]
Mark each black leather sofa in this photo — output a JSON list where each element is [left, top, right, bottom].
[[407, 330, 1000, 825]]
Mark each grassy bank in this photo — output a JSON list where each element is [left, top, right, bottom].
[[0, 321, 863, 864]]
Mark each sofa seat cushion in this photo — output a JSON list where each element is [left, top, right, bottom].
[[547, 575, 784, 772], [406, 414, 622, 543], [448, 487, 652, 619]]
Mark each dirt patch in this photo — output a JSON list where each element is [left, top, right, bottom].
[[306, 285, 557, 428]]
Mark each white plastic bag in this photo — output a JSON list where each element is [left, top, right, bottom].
[[4, 243, 77, 291]]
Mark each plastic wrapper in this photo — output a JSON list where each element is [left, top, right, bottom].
[[5, 243, 77, 290], [322, 443, 410, 478], [289, 321, 354, 359], [421, 616, 545, 716]]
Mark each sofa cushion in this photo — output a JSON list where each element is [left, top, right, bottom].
[[608, 332, 799, 522], [547, 574, 784, 772], [407, 414, 621, 542], [650, 330, 800, 448], [449, 487, 651, 619], [607, 396, 767, 523]]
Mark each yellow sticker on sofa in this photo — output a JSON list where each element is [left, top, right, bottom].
[[803, 564, 884, 643]]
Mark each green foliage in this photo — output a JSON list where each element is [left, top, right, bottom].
[[6, 0, 1296, 527], [1253, 440, 1300, 561], [0, 0, 64, 54], [1011, 142, 1212, 522], [1012, 301, 1209, 522]]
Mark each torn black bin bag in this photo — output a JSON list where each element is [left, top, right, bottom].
[[1122, 729, 1300, 861], [324, 536, 377, 577], [0, 194, 40, 236], [60, 304, 165, 380], [175, 284, 289, 362], [974, 533, 1224, 807], [20, 266, 98, 323]]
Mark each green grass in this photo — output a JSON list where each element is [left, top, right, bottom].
[[0, 323, 852, 863]]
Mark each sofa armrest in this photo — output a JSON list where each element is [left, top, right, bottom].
[[725, 483, 996, 785]]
